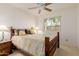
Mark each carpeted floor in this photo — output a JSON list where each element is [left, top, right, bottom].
[[9, 44, 79, 56], [54, 44, 79, 56]]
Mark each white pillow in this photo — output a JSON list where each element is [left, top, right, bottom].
[[19, 31, 26, 36], [0, 31, 11, 41], [4, 31, 11, 40], [14, 30, 18, 36]]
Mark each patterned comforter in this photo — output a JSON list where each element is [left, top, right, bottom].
[[11, 32, 57, 56]]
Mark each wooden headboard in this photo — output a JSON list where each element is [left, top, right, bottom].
[[10, 27, 32, 38]]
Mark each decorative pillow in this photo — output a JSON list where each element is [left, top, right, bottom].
[[19, 31, 26, 36], [30, 29, 36, 34], [25, 29, 31, 34], [14, 30, 18, 36]]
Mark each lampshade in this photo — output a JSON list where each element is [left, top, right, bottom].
[[0, 25, 9, 31]]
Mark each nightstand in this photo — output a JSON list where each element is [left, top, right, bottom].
[[0, 41, 12, 56]]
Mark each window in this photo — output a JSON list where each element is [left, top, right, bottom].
[[44, 16, 61, 31], [45, 16, 61, 27]]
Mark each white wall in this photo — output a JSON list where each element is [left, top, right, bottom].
[[0, 4, 36, 29], [77, 5, 79, 48], [36, 5, 77, 48], [51, 7, 77, 47], [60, 7, 77, 47]]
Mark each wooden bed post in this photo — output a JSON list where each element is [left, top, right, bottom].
[[10, 27, 13, 39], [45, 37, 50, 56], [57, 32, 59, 48]]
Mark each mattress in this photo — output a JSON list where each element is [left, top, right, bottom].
[[11, 32, 57, 56]]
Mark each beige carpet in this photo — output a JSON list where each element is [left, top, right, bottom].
[[9, 44, 79, 56], [54, 44, 79, 56]]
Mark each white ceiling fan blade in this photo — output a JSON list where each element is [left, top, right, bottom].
[[28, 6, 40, 9], [28, 4, 44, 9]]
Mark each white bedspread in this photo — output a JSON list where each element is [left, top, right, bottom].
[[11, 32, 57, 56]]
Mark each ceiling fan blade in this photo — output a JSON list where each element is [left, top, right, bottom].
[[44, 3, 52, 6], [28, 6, 39, 9], [28, 4, 44, 9], [44, 7, 52, 12]]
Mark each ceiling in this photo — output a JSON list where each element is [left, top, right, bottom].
[[9, 3, 77, 18]]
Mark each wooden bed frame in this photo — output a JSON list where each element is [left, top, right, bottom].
[[10, 28, 59, 56], [45, 32, 59, 56]]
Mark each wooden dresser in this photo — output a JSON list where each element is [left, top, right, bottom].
[[0, 41, 12, 56]]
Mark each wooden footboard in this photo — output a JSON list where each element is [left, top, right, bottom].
[[45, 32, 59, 56]]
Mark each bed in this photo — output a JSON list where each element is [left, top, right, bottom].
[[10, 28, 59, 56]]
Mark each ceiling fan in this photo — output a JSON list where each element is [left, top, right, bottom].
[[28, 3, 52, 14]]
